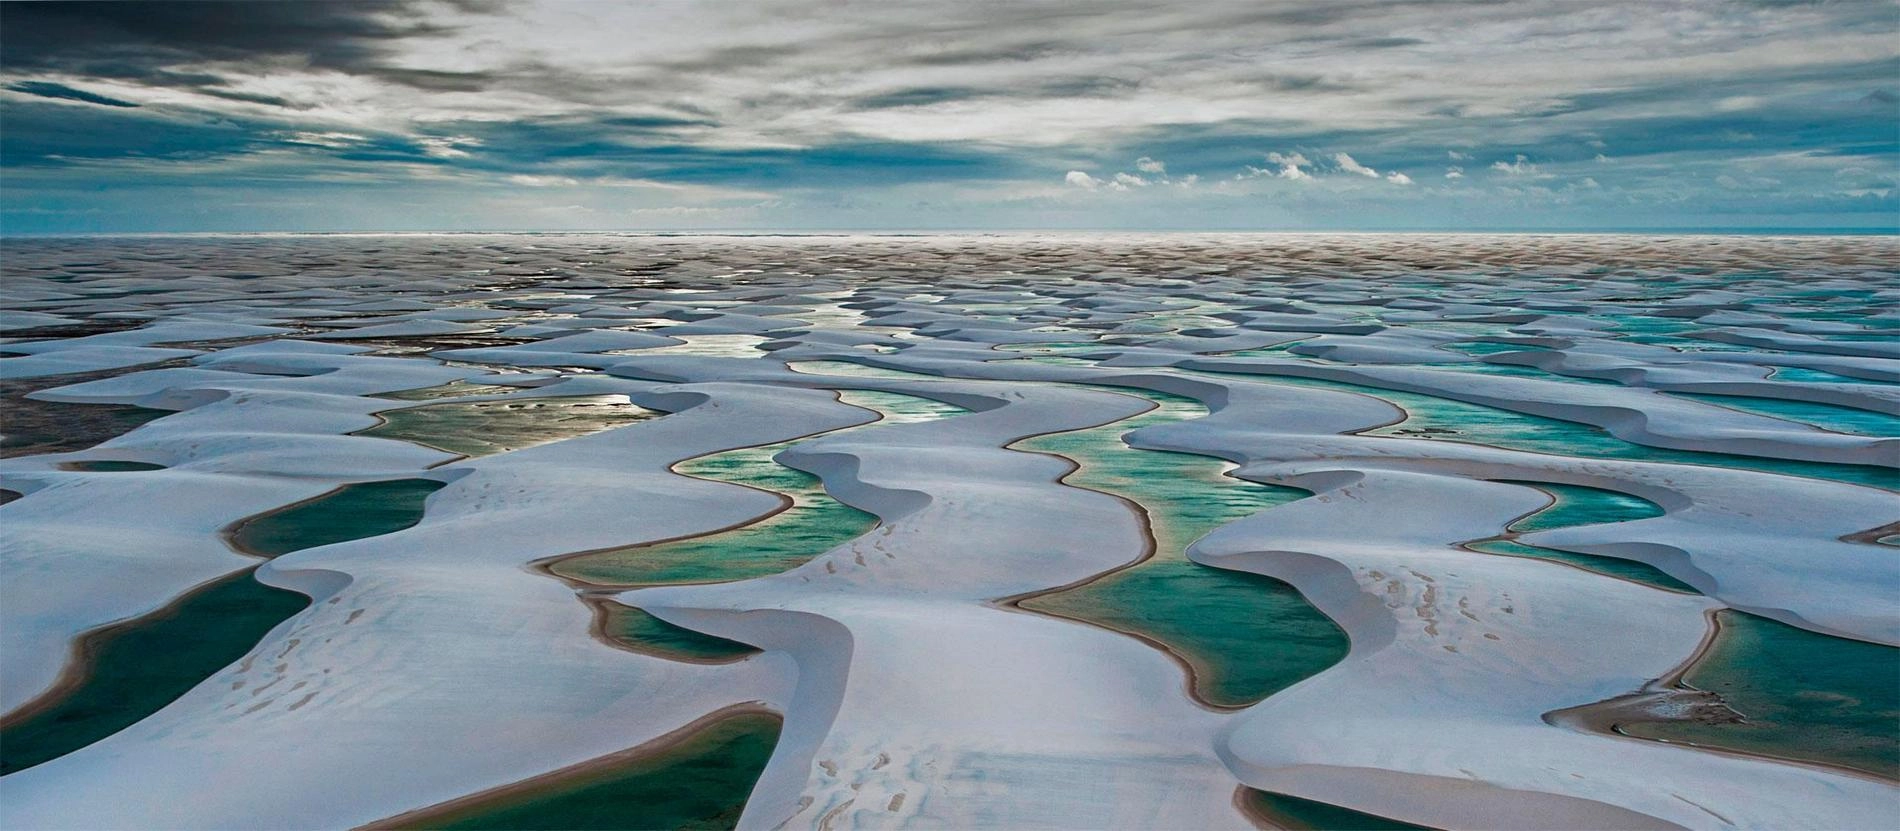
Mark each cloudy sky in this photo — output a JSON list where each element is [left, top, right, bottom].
[[2, 0, 1895, 233]]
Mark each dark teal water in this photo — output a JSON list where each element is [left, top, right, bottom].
[[1241, 788, 1435, 830], [1501, 481, 1665, 534], [229, 478, 443, 557], [398, 712, 783, 831], [596, 602, 758, 663], [1018, 392, 1347, 708], [554, 391, 959, 587], [0, 570, 310, 775], [1200, 370, 1898, 491], [58, 460, 165, 472], [1770, 367, 1891, 385], [2, 476, 454, 774], [1466, 481, 1695, 592], [1626, 610, 1900, 779], [1467, 539, 1697, 594]]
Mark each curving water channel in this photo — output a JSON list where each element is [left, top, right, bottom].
[[1194, 369, 1899, 491], [0, 478, 442, 774], [1012, 390, 1349, 709], [590, 602, 759, 664], [381, 710, 783, 830], [0, 571, 310, 775], [229, 478, 443, 557], [1468, 481, 1694, 594], [551, 390, 963, 589], [377, 391, 970, 829]]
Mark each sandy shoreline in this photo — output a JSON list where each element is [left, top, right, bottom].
[[363, 704, 783, 830]]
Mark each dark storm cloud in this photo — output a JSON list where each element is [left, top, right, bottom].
[[1348, 37, 1429, 49], [853, 77, 1142, 111], [6, 81, 139, 108], [368, 68, 500, 93], [854, 87, 1002, 110], [1242, 73, 1360, 94], [900, 41, 1072, 67], [395, 114, 1025, 188], [0, 0, 498, 95], [3, 1, 429, 69], [200, 89, 303, 109]]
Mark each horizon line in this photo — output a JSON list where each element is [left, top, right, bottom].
[[5, 227, 1898, 239]]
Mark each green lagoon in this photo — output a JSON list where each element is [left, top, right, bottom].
[[0, 570, 309, 775], [1, 477, 445, 773], [1626, 610, 1899, 780], [362, 394, 658, 458], [1240, 788, 1434, 831], [553, 391, 960, 588], [401, 711, 783, 831], [1469, 481, 1696, 593], [595, 602, 759, 663], [1016, 391, 1348, 708], [230, 478, 443, 557], [1198, 370, 1898, 491]]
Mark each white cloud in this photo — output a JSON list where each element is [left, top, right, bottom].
[[508, 174, 582, 187], [1491, 154, 1538, 175], [1445, 166, 1465, 179], [1447, 150, 1472, 161], [417, 136, 482, 159], [1067, 158, 1194, 192], [1333, 152, 1379, 177], [278, 131, 368, 149], [1239, 150, 1411, 183], [1264, 151, 1311, 180], [1064, 170, 1102, 189]]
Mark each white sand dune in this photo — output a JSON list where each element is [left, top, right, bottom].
[[622, 378, 1251, 829], [0, 234, 1894, 830], [0, 382, 876, 829]]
